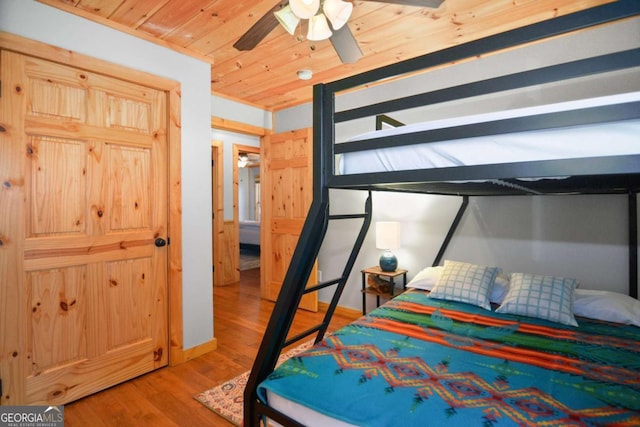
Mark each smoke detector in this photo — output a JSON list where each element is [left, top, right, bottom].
[[297, 69, 313, 80]]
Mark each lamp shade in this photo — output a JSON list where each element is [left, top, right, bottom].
[[274, 5, 300, 35], [307, 13, 332, 41], [376, 221, 400, 250], [323, 0, 353, 30], [290, 0, 320, 19]]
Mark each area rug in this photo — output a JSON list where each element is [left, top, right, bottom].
[[194, 340, 313, 425], [239, 250, 260, 271]]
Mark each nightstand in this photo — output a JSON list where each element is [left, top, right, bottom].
[[360, 266, 408, 314]]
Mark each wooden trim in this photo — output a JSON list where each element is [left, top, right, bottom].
[[0, 32, 178, 91], [211, 141, 225, 288], [212, 117, 267, 137], [169, 338, 218, 365], [167, 85, 184, 366], [34, 0, 215, 66], [222, 220, 240, 284], [0, 32, 186, 368]]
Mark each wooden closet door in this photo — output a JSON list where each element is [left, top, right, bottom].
[[261, 128, 317, 312], [0, 51, 168, 405]]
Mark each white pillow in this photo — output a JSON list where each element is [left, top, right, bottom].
[[406, 266, 443, 290], [428, 260, 499, 310], [409, 265, 510, 304], [573, 289, 640, 327], [492, 272, 511, 304], [496, 273, 578, 326]]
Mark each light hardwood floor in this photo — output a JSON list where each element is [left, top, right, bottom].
[[64, 268, 359, 426]]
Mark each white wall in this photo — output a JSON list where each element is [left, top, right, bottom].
[[320, 191, 638, 313], [211, 95, 272, 130], [275, 102, 312, 133], [0, 0, 214, 349]]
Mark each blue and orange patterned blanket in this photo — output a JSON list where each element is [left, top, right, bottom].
[[258, 289, 640, 426]]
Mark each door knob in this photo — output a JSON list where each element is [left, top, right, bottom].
[[155, 238, 167, 247]]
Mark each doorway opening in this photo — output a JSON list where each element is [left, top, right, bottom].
[[234, 144, 261, 275]]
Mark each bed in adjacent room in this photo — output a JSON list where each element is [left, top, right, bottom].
[[240, 220, 261, 248]]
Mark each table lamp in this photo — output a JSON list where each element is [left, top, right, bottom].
[[376, 221, 400, 272]]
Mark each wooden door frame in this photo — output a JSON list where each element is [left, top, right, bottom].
[[211, 141, 224, 288], [0, 32, 190, 366]]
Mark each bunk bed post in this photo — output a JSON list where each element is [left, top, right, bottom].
[[432, 196, 469, 267], [630, 192, 638, 299]]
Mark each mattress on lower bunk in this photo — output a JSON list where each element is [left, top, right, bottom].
[[258, 289, 640, 426], [337, 93, 640, 176]]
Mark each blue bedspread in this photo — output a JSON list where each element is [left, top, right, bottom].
[[258, 290, 640, 426]]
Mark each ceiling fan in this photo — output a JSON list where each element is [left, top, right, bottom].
[[234, 0, 445, 64]]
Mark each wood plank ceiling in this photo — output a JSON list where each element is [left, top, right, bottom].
[[37, 0, 613, 111]]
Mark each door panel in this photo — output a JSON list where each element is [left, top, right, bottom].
[[261, 128, 317, 311], [27, 266, 88, 371], [0, 50, 168, 405], [28, 136, 86, 235]]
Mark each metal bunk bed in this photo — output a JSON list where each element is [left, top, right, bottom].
[[244, 2, 640, 425]]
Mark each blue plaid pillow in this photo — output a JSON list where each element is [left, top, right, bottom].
[[496, 273, 578, 326], [428, 260, 499, 310]]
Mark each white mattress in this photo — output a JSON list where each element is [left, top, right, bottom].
[[338, 92, 640, 176], [266, 389, 356, 427]]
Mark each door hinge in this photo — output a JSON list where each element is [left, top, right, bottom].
[[167, 237, 170, 245]]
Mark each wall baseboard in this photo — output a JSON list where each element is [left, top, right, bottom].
[[170, 338, 217, 366], [318, 302, 361, 321]]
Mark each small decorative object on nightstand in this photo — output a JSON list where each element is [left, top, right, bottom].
[[376, 221, 400, 272], [361, 266, 408, 314]]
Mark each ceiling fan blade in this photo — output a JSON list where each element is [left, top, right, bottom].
[[330, 25, 363, 64], [234, 1, 289, 51], [369, 0, 444, 7]]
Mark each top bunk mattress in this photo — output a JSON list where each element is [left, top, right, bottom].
[[337, 92, 640, 176]]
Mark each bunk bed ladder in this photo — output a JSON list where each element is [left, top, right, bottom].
[[284, 190, 372, 347], [244, 191, 373, 427]]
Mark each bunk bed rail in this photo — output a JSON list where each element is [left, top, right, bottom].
[[318, 1, 640, 195]]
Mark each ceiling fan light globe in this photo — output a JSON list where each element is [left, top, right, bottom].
[[323, 0, 353, 30], [274, 5, 300, 35], [290, 0, 320, 20], [307, 13, 333, 41]]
